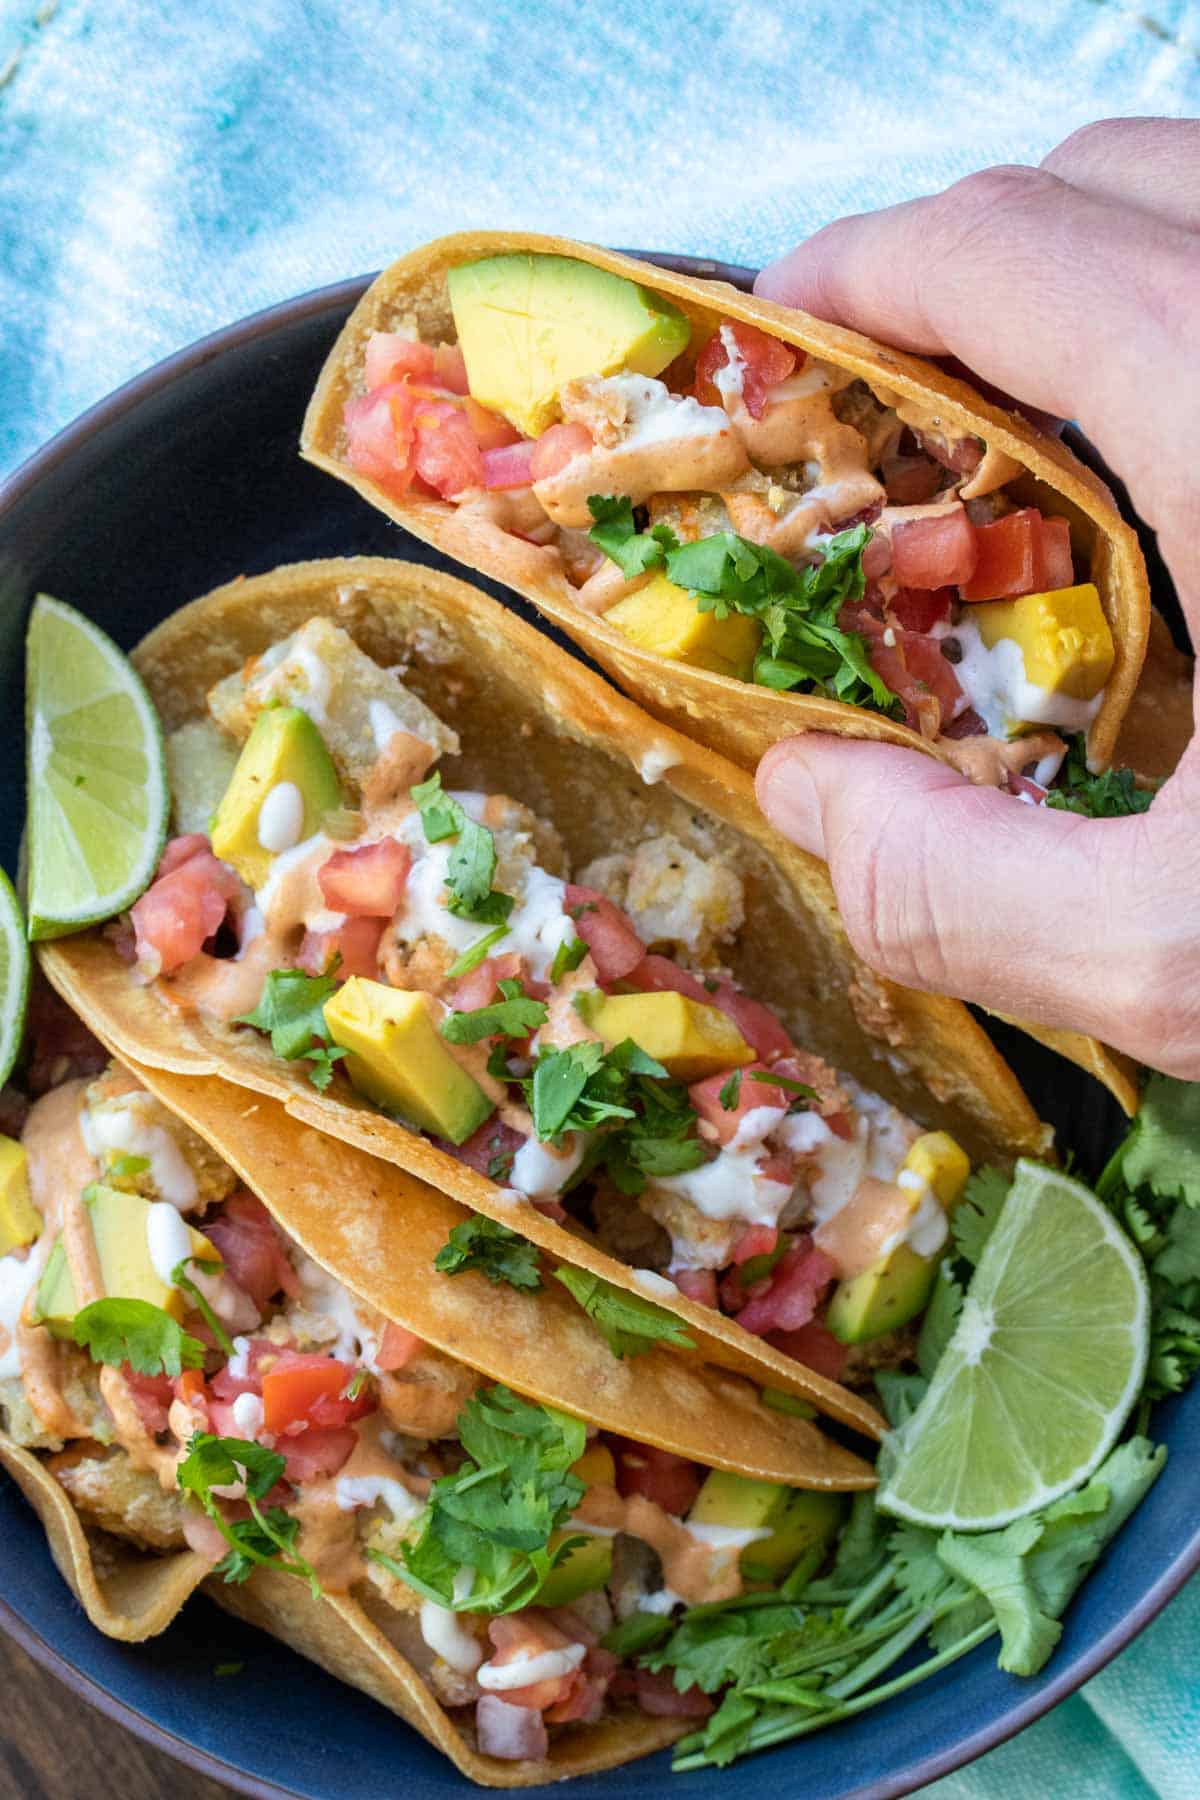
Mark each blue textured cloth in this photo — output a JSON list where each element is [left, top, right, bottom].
[[1, 2, 1198, 1793]]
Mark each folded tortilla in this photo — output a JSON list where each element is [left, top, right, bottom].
[[301, 230, 1150, 778], [38, 556, 1084, 1424]]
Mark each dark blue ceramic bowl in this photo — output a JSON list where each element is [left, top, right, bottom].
[[0, 259, 1194, 1800]]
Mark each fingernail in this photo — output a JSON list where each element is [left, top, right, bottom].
[[755, 741, 826, 857]]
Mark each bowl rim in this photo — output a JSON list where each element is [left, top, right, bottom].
[[2, 254, 1197, 1800]]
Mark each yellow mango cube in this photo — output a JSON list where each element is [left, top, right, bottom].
[[590, 990, 754, 1081], [973, 583, 1114, 700], [606, 576, 761, 681], [0, 1137, 40, 1258], [901, 1132, 970, 1208]]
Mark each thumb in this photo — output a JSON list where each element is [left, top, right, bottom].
[[755, 734, 1199, 1072]]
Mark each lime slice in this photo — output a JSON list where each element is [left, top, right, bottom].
[[26, 595, 168, 939], [877, 1161, 1149, 1530], [0, 870, 30, 1087]]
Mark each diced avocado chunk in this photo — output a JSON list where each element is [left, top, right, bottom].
[[688, 1469, 846, 1580], [211, 704, 342, 889], [827, 1132, 970, 1346], [33, 1239, 78, 1339], [447, 253, 691, 438], [606, 576, 761, 681], [973, 582, 1114, 701], [0, 1137, 40, 1258], [590, 990, 754, 1081], [538, 1441, 617, 1606], [323, 978, 494, 1146], [33, 1188, 219, 1334]]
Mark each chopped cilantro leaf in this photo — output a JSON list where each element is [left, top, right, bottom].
[[178, 1433, 319, 1596], [410, 771, 463, 840], [553, 1267, 695, 1359], [73, 1298, 205, 1379], [586, 495, 678, 576], [1110, 1073, 1200, 1209], [409, 770, 513, 923], [237, 967, 348, 1091], [441, 979, 548, 1045], [549, 936, 588, 982], [718, 1069, 742, 1110], [950, 1166, 1010, 1268], [171, 1256, 235, 1359], [1045, 737, 1155, 819], [434, 1217, 543, 1291], [446, 924, 511, 979]]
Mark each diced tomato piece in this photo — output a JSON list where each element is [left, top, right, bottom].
[[960, 507, 1040, 601], [476, 1694, 549, 1760], [205, 1397, 249, 1438], [157, 832, 212, 877], [181, 1507, 231, 1562], [485, 1614, 580, 1712], [174, 1368, 207, 1406], [364, 333, 436, 389], [881, 452, 944, 505], [317, 838, 411, 917], [465, 396, 521, 451], [564, 885, 644, 984], [1009, 773, 1049, 803], [376, 1322, 425, 1371], [613, 1442, 702, 1517], [689, 1063, 788, 1146], [278, 1424, 359, 1484], [869, 632, 965, 737], [890, 510, 977, 589], [767, 1319, 849, 1382], [709, 982, 794, 1064], [431, 1116, 525, 1179], [262, 1353, 374, 1434], [298, 914, 385, 981], [825, 1110, 855, 1141], [693, 320, 797, 418], [450, 952, 524, 1013], [131, 844, 246, 976], [732, 1225, 779, 1265], [122, 1367, 174, 1435], [483, 441, 538, 489], [434, 343, 470, 394], [673, 1269, 718, 1308], [734, 1240, 837, 1336], [544, 1671, 606, 1725], [410, 400, 485, 498], [1038, 515, 1074, 589], [628, 954, 711, 1004], [344, 383, 417, 488], [210, 1338, 279, 1402], [634, 1670, 714, 1718], [202, 1192, 300, 1309], [861, 531, 893, 582], [530, 422, 592, 482], [889, 586, 955, 634]]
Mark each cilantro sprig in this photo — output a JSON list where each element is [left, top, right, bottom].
[[586, 498, 896, 712], [371, 1386, 587, 1614], [717, 1068, 815, 1112], [177, 1433, 320, 1596], [72, 1298, 205, 1379], [172, 1255, 236, 1359], [411, 772, 514, 924], [237, 967, 348, 1091], [434, 1217, 544, 1291], [441, 979, 548, 1046], [553, 1267, 695, 1359], [521, 1038, 708, 1194], [1045, 737, 1155, 819]]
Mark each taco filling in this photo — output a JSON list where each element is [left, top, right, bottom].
[[117, 614, 979, 1384], [333, 249, 1118, 796], [0, 1049, 851, 1762]]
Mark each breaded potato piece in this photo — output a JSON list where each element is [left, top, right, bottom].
[[581, 832, 744, 963], [49, 1445, 186, 1552]]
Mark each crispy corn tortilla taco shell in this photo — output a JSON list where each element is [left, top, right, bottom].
[[301, 230, 1150, 778], [0, 1434, 210, 1640], [43, 557, 1068, 1421], [209, 1566, 688, 1786], [122, 1055, 882, 1473]]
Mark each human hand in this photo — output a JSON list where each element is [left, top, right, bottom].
[[753, 118, 1200, 1078]]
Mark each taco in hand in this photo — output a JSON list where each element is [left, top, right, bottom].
[[302, 232, 1150, 800]]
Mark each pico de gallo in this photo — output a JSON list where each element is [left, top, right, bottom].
[[337, 248, 1126, 797]]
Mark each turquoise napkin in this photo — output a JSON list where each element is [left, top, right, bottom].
[[1, 2, 1196, 1791]]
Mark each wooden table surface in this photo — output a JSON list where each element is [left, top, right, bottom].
[[0, 1631, 235, 1800]]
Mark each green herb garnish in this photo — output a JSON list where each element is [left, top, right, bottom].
[[441, 979, 549, 1046], [177, 1433, 320, 1596], [434, 1217, 543, 1291], [72, 1297, 205, 1379], [553, 1267, 694, 1359], [237, 967, 348, 1091]]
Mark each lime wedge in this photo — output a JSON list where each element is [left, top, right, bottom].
[[0, 870, 30, 1087], [26, 595, 168, 939], [877, 1161, 1149, 1530]]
